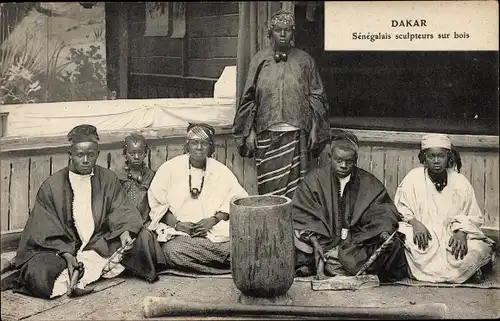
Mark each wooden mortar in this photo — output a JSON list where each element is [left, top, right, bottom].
[[230, 195, 295, 299]]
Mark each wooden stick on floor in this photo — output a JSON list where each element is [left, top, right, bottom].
[[142, 297, 448, 319]]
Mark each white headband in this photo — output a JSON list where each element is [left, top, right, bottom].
[[421, 134, 451, 150], [187, 126, 210, 140]]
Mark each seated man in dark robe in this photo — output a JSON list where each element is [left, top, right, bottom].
[[1, 124, 167, 299], [292, 131, 408, 282]]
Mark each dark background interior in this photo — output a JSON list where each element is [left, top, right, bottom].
[[294, 2, 499, 135]]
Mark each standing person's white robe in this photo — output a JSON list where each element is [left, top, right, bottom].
[[395, 167, 494, 283]]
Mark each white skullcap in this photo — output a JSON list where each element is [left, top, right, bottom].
[[421, 133, 451, 150]]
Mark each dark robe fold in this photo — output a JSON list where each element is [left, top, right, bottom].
[[4, 166, 166, 298], [117, 166, 156, 224], [232, 47, 330, 158], [292, 164, 407, 279]]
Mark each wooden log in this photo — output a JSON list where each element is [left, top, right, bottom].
[[1, 126, 496, 156], [311, 274, 380, 291], [230, 195, 295, 298], [142, 297, 449, 319]]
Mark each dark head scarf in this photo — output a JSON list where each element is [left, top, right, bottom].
[[67, 124, 99, 145], [330, 130, 359, 157], [268, 9, 295, 31]]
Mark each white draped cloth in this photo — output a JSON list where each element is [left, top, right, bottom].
[[395, 167, 494, 284], [50, 170, 124, 298], [147, 154, 248, 243]]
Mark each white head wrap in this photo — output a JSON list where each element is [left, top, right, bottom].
[[421, 133, 452, 150], [186, 123, 215, 143]]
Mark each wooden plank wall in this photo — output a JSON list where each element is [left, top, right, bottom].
[[126, 1, 239, 99], [0, 135, 498, 233]]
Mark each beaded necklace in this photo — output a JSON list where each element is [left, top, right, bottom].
[[124, 162, 146, 184], [426, 167, 447, 192], [189, 161, 206, 199]]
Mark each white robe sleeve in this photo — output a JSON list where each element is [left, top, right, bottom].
[[215, 167, 249, 214], [448, 180, 485, 237], [147, 164, 172, 231], [394, 180, 417, 223]]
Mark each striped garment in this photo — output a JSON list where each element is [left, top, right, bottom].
[[255, 130, 309, 199], [162, 236, 231, 274]]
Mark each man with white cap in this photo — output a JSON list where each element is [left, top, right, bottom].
[[395, 133, 494, 283], [147, 123, 248, 274]]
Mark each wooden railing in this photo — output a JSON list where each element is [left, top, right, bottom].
[[1, 125, 498, 242]]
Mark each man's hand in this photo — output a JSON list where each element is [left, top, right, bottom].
[[449, 230, 468, 260], [308, 121, 318, 149], [310, 236, 326, 271], [175, 222, 196, 236], [119, 231, 134, 252], [245, 128, 257, 154], [61, 253, 84, 282], [192, 217, 218, 238], [379, 231, 394, 253], [409, 219, 432, 250]]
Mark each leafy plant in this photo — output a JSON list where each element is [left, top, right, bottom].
[[93, 26, 104, 41], [57, 44, 107, 101], [0, 31, 72, 104], [0, 37, 43, 104], [0, 55, 42, 104]]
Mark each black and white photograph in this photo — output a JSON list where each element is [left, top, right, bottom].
[[0, 1, 498, 319]]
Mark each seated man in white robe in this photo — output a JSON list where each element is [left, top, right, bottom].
[[395, 133, 495, 284], [147, 123, 249, 274]]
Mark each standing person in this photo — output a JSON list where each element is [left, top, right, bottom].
[[118, 133, 156, 224], [292, 131, 408, 282], [232, 9, 330, 199], [395, 133, 494, 283], [148, 123, 249, 274], [1, 125, 167, 299]]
